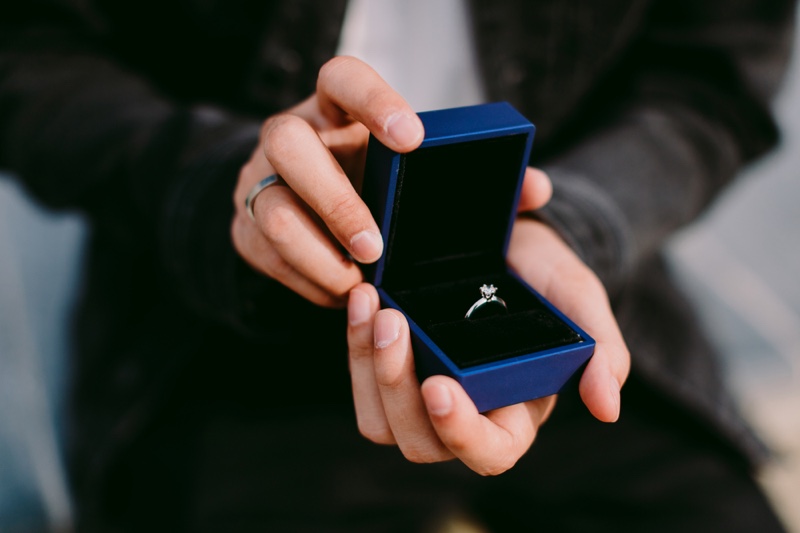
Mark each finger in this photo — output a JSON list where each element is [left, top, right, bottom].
[[517, 167, 553, 212], [318, 122, 371, 192], [506, 219, 630, 422], [289, 99, 370, 191], [252, 185, 363, 298], [578, 325, 630, 423], [347, 284, 395, 444], [262, 113, 384, 264], [231, 213, 344, 307], [289, 95, 371, 169], [316, 56, 424, 153], [233, 144, 279, 212], [421, 376, 555, 476], [373, 309, 454, 463], [569, 276, 628, 422]]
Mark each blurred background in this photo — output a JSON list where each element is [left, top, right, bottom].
[[0, 178, 80, 531], [1, 19, 799, 533], [667, 39, 800, 528]]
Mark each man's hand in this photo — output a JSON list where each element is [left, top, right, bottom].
[[507, 218, 630, 424], [232, 56, 553, 308], [346, 176, 630, 475], [231, 56, 424, 307]]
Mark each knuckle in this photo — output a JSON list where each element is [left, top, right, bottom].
[[358, 420, 395, 445], [400, 442, 450, 464], [442, 433, 470, 454], [317, 56, 355, 91], [260, 202, 298, 245], [230, 216, 255, 261], [319, 192, 363, 229], [349, 346, 372, 365], [401, 444, 437, 464], [231, 215, 269, 270], [475, 455, 517, 477], [374, 364, 405, 390], [263, 114, 307, 160]]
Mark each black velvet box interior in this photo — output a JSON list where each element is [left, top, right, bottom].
[[376, 134, 582, 369]]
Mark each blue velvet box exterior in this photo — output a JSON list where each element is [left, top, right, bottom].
[[363, 102, 595, 412]]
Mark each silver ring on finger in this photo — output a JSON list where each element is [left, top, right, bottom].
[[245, 174, 284, 221]]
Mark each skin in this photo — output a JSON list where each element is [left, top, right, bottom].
[[232, 56, 630, 475]]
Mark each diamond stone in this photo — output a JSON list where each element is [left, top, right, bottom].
[[480, 284, 497, 300]]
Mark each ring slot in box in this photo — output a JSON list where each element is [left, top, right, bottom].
[[362, 102, 595, 412]]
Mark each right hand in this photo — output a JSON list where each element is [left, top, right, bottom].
[[230, 56, 425, 307]]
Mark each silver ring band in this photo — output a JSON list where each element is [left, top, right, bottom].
[[245, 174, 283, 221], [465, 284, 508, 319]]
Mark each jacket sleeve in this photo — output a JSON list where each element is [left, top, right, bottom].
[[534, 0, 795, 294], [0, 2, 299, 338]]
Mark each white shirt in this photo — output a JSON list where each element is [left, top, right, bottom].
[[336, 0, 486, 112]]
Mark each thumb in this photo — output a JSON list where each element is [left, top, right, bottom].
[[517, 167, 553, 213]]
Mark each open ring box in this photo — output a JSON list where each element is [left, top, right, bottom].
[[362, 102, 595, 412]]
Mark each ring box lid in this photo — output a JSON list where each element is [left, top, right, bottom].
[[363, 102, 535, 290]]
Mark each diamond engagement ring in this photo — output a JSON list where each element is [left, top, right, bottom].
[[465, 284, 508, 319]]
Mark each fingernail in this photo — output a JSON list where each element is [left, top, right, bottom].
[[609, 381, 621, 422], [348, 288, 371, 326], [386, 113, 422, 148], [374, 311, 400, 349], [425, 383, 452, 417], [350, 230, 383, 263]]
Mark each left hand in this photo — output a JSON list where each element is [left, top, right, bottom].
[[231, 57, 425, 308], [346, 169, 630, 475]]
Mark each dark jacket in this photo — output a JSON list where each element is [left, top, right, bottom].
[[0, 0, 794, 526]]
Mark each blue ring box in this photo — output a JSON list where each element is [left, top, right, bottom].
[[362, 102, 595, 412]]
